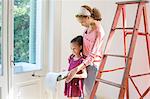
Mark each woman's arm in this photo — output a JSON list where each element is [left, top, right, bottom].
[[74, 68, 87, 78], [83, 31, 104, 66], [66, 63, 86, 83]]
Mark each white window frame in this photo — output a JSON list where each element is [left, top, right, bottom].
[[0, 0, 2, 76], [14, 0, 42, 73]]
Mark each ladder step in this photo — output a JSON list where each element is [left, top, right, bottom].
[[100, 67, 125, 73], [115, 27, 133, 30], [126, 32, 149, 36], [116, 1, 149, 5], [104, 54, 129, 58], [96, 79, 121, 88], [129, 72, 150, 78]]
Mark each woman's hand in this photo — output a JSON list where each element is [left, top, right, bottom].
[[66, 67, 78, 83], [66, 63, 86, 83]]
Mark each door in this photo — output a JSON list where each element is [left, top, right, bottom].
[[0, 0, 49, 99], [8, 0, 48, 99], [0, 0, 9, 99]]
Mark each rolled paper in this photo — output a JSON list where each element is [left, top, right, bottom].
[[44, 71, 69, 93]]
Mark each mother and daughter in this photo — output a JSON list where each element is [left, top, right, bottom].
[[64, 5, 105, 99]]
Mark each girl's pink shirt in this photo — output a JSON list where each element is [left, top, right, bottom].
[[82, 22, 105, 66]]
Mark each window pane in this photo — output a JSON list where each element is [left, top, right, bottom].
[[0, 0, 2, 75], [14, 0, 30, 63], [14, 0, 40, 73]]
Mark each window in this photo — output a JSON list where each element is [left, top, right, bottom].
[[14, 0, 41, 73], [0, 0, 2, 75]]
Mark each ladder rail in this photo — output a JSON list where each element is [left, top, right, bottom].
[[143, 3, 150, 69], [140, 86, 150, 98], [103, 5, 123, 54], [129, 77, 142, 96], [119, 3, 145, 98], [90, 4, 124, 99], [122, 6, 129, 98]]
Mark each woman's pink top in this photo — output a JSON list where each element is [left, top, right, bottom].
[[83, 22, 105, 66]]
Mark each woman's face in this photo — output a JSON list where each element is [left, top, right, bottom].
[[77, 17, 91, 27]]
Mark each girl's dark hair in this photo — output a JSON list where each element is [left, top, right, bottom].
[[71, 35, 83, 52]]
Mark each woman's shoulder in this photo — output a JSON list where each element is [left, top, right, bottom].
[[95, 22, 105, 38]]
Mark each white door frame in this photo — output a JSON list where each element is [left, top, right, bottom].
[[0, 0, 49, 99], [12, 0, 49, 99], [0, 0, 10, 99]]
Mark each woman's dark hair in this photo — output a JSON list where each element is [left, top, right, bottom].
[[91, 8, 102, 21], [71, 35, 83, 52]]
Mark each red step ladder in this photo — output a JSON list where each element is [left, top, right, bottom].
[[90, 1, 150, 99]]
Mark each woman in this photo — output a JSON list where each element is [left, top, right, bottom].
[[66, 5, 105, 99]]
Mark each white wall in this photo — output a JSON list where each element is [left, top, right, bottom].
[[50, 0, 150, 99]]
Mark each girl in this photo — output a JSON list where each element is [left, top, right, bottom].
[[66, 5, 105, 99], [64, 36, 87, 99]]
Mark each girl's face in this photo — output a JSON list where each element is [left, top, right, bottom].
[[70, 42, 82, 56], [77, 17, 91, 27]]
